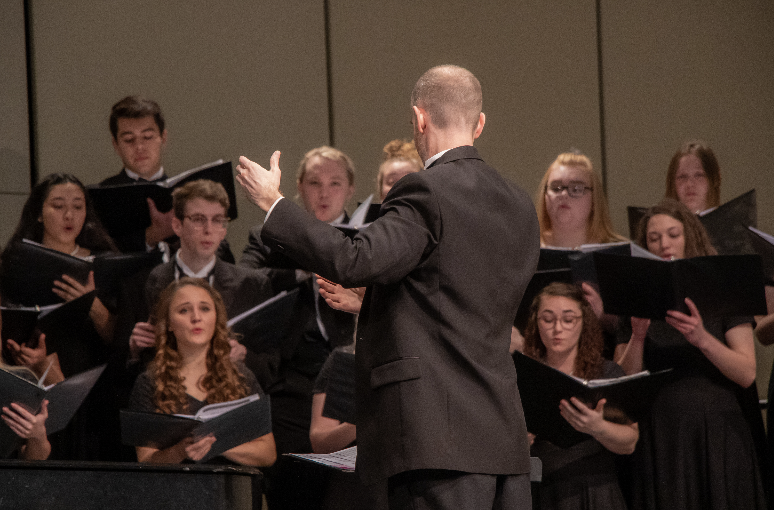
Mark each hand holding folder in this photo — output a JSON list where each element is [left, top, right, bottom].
[[120, 394, 272, 463]]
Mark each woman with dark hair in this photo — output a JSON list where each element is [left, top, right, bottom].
[[1, 173, 117, 342], [664, 140, 721, 214], [523, 282, 637, 510], [617, 198, 766, 509], [0, 173, 120, 461], [129, 277, 276, 465]]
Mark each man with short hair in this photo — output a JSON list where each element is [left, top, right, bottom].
[[237, 65, 539, 509], [101, 96, 175, 252]]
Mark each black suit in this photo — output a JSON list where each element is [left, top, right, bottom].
[[260, 146, 539, 501]]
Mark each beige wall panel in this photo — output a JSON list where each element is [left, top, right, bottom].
[[29, 1, 329, 256], [0, 0, 31, 196], [328, 1, 602, 205], [601, 1, 774, 397], [601, 1, 774, 236], [0, 194, 29, 248]]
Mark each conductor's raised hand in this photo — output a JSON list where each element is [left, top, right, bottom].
[[236, 152, 284, 211]]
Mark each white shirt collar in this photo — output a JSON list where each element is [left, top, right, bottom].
[[175, 250, 217, 279], [424, 149, 450, 169], [124, 166, 164, 182]]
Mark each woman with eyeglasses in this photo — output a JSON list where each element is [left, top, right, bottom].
[[616, 199, 766, 510], [523, 282, 638, 510], [536, 152, 625, 249]]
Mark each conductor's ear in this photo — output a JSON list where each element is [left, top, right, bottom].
[[473, 112, 485, 140], [412, 106, 427, 134]]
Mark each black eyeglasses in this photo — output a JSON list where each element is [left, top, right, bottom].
[[184, 215, 229, 230], [546, 183, 593, 198], [538, 313, 582, 329]]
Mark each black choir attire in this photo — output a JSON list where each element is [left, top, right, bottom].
[[256, 146, 539, 509], [530, 360, 629, 510], [128, 361, 262, 464], [240, 221, 357, 510], [621, 318, 768, 510], [0, 246, 116, 460]]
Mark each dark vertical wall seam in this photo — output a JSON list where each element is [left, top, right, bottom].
[[323, 0, 335, 147], [595, 0, 607, 194], [24, 0, 38, 187]]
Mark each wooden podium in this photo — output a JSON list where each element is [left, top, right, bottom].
[[0, 460, 263, 509]]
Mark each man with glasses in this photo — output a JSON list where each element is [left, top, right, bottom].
[[125, 180, 274, 383]]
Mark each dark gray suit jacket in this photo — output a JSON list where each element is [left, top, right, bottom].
[[260, 145, 540, 484]]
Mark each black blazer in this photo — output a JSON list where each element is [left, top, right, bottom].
[[260, 145, 540, 484]]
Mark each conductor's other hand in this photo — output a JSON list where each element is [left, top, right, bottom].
[[236, 152, 284, 211], [317, 276, 364, 314]]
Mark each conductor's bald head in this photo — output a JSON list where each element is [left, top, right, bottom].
[[411, 65, 482, 133]]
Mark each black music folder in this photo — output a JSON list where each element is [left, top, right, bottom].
[[594, 252, 766, 319], [227, 288, 300, 354], [537, 242, 634, 272], [0, 240, 92, 307], [1, 291, 95, 349], [513, 352, 671, 448], [92, 251, 164, 303], [698, 189, 756, 255], [0, 364, 106, 458], [120, 394, 272, 462], [86, 160, 238, 240], [627, 206, 649, 240], [332, 194, 374, 239], [627, 190, 757, 255], [747, 227, 774, 282], [321, 350, 356, 424]]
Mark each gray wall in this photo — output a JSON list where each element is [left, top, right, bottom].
[[2, 0, 774, 391]]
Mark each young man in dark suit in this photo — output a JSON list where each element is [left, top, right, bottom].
[[101, 96, 176, 252], [240, 146, 357, 510], [237, 65, 539, 509]]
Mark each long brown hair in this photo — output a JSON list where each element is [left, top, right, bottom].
[[634, 198, 717, 258], [150, 278, 248, 414], [664, 140, 721, 208], [523, 282, 604, 379], [536, 152, 625, 245]]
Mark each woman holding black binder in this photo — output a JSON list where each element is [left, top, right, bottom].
[[128, 277, 276, 466], [523, 282, 638, 509], [0, 173, 119, 461], [0, 173, 118, 348], [616, 198, 766, 510]]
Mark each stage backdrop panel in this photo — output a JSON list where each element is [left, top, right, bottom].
[[327, 0, 603, 201], [28, 0, 330, 256]]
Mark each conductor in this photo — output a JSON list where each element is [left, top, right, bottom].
[[237, 65, 539, 509]]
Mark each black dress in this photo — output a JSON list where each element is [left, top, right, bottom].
[[629, 317, 767, 510], [128, 363, 262, 464], [530, 359, 630, 510]]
